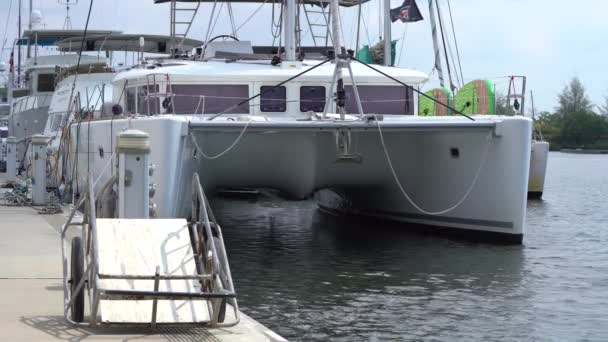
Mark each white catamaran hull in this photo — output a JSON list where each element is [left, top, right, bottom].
[[67, 114, 531, 243]]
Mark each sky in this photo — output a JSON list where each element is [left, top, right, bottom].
[[0, 0, 606, 113]]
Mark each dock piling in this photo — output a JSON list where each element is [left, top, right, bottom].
[[116, 130, 150, 218], [6, 136, 17, 182], [31, 135, 50, 205]]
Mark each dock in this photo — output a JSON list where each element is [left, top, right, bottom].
[[0, 177, 286, 342]]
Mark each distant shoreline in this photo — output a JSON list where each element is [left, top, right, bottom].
[[560, 149, 608, 155]]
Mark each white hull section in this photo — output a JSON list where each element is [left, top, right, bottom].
[[9, 106, 50, 170], [68, 115, 531, 243], [528, 141, 549, 198]]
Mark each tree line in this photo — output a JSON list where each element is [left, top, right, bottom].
[[533, 78, 608, 150]]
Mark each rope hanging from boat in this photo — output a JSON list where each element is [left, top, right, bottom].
[[188, 121, 251, 160], [376, 117, 493, 216]]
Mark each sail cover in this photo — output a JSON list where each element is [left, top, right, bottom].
[[390, 0, 424, 23]]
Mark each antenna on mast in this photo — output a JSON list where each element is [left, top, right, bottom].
[[58, 0, 78, 30]]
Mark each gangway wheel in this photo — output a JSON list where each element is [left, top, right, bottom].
[[70, 237, 85, 323]]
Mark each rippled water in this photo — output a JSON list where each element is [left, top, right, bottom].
[[213, 152, 608, 341]]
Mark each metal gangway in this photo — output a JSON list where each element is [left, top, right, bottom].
[[61, 173, 239, 327]]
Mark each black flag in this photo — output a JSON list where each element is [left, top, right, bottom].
[[390, 0, 424, 23]]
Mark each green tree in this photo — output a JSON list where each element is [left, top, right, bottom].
[[556, 77, 593, 116], [600, 94, 608, 116], [559, 111, 607, 147]]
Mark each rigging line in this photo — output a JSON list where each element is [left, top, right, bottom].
[[204, 1, 219, 44], [61, 0, 95, 139], [435, 0, 455, 93], [208, 57, 333, 120], [227, 3, 237, 38], [0, 0, 14, 62], [355, 2, 362, 52], [359, 5, 372, 45], [446, 0, 464, 87], [209, 3, 225, 40], [353, 57, 474, 121], [444, 29, 461, 87], [396, 24, 408, 66], [234, 0, 268, 33]]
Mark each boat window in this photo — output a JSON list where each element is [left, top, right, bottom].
[[345, 85, 414, 115], [37, 74, 56, 92], [260, 86, 286, 112], [125, 87, 137, 114], [0, 129, 7, 138], [137, 85, 160, 115], [172, 84, 250, 114], [300, 86, 326, 112]]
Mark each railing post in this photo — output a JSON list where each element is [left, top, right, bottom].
[[5, 137, 17, 182], [116, 129, 150, 218], [31, 135, 50, 205]]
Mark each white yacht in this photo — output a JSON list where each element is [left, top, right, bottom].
[[43, 33, 203, 191], [7, 30, 116, 172], [58, 0, 531, 243], [0, 102, 8, 172]]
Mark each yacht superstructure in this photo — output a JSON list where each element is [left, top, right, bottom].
[[7, 30, 117, 172]]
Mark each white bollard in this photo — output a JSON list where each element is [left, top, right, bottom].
[[31, 135, 50, 205], [117, 130, 150, 219], [6, 136, 17, 181]]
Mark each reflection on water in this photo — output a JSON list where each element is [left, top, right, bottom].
[[212, 152, 608, 341]]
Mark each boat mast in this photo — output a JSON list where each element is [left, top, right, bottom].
[[427, 0, 445, 87], [383, 0, 391, 66], [17, 0, 22, 87], [283, 0, 297, 61], [26, 0, 32, 58]]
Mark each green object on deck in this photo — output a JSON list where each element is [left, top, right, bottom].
[[418, 87, 452, 116], [356, 45, 373, 64], [454, 80, 496, 115]]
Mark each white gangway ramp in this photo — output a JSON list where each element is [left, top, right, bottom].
[[96, 218, 228, 324]]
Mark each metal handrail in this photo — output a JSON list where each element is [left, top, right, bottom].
[[191, 172, 240, 327]]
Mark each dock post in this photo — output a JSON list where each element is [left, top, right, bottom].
[[116, 129, 150, 219], [31, 135, 50, 205], [6, 137, 17, 182]]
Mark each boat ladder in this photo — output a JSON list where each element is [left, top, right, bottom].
[[169, 0, 201, 54], [302, 2, 333, 47]]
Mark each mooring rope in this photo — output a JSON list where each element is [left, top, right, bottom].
[[188, 119, 251, 160], [375, 116, 493, 216]]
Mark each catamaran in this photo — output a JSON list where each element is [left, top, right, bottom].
[[47, 0, 532, 243]]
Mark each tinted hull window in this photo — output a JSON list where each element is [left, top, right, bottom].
[[260, 86, 287, 112], [172, 85, 250, 114], [345, 85, 413, 115], [300, 86, 326, 112]]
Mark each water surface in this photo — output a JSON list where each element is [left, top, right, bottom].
[[213, 152, 608, 341]]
